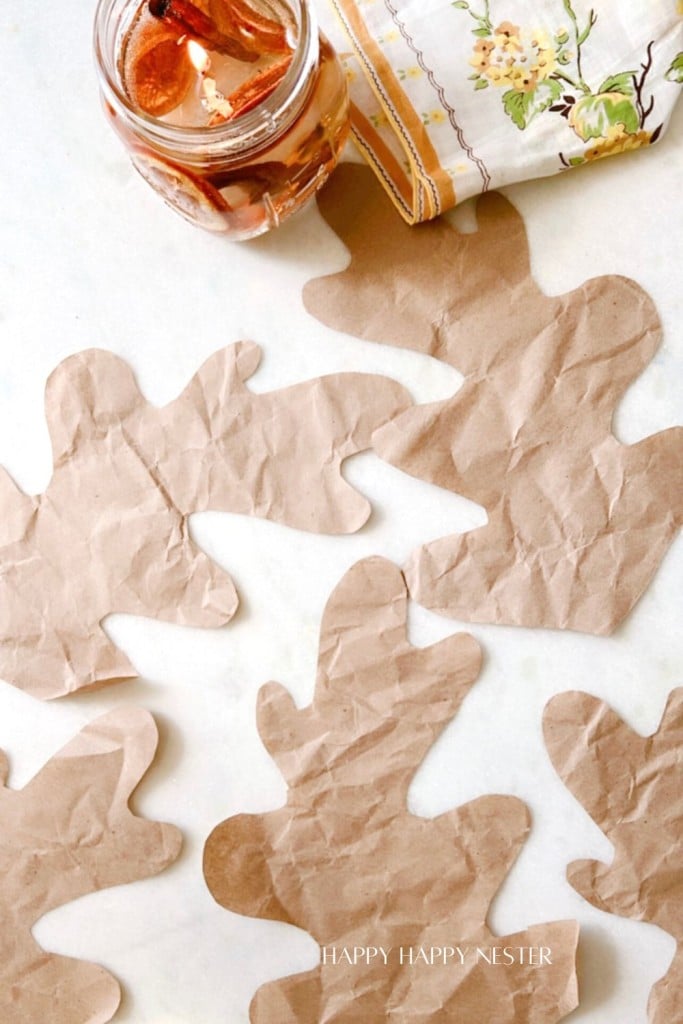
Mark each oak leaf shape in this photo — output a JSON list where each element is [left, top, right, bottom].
[[0, 707, 182, 1024], [544, 689, 683, 1024], [0, 342, 409, 698], [204, 556, 579, 1022], [303, 164, 682, 635]]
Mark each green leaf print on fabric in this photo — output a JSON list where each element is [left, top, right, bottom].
[[598, 71, 638, 96], [503, 79, 563, 128], [666, 52, 683, 83]]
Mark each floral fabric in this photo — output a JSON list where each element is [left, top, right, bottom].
[[324, 0, 683, 222]]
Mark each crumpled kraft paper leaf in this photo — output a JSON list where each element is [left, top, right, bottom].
[[303, 163, 683, 635], [204, 556, 579, 1023], [0, 342, 409, 699], [0, 707, 182, 1024], [544, 689, 683, 1024]]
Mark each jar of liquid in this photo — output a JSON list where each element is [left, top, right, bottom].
[[94, 0, 350, 238]]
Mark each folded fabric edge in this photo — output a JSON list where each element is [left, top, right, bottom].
[[330, 0, 457, 224], [349, 103, 416, 223]]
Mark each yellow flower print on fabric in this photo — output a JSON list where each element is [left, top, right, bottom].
[[370, 110, 391, 129], [422, 109, 448, 125], [455, 0, 683, 165], [470, 23, 558, 92], [398, 66, 424, 81], [583, 127, 652, 160]]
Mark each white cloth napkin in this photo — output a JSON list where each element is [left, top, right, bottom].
[[324, 0, 683, 221]]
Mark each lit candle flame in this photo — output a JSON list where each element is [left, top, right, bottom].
[[187, 40, 210, 74], [186, 39, 234, 123]]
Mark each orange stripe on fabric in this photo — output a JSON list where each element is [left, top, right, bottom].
[[334, 0, 456, 219], [349, 102, 415, 220]]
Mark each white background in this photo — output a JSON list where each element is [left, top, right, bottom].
[[0, 1, 682, 1021]]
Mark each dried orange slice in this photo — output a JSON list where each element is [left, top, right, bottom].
[[209, 0, 290, 56], [121, 7, 194, 116], [130, 149, 232, 230], [149, 0, 260, 61]]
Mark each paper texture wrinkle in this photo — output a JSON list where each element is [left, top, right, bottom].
[[544, 689, 683, 1024], [0, 342, 409, 699], [204, 556, 579, 1022], [303, 163, 682, 635], [0, 707, 182, 1024]]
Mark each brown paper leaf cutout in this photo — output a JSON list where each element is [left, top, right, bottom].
[[204, 556, 579, 1022], [544, 689, 683, 1024], [0, 707, 182, 1024], [0, 342, 409, 699], [303, 163, 683, 635]]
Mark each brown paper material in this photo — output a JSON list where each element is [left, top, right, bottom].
[[204, 556, 579, 1022], [544, 690, 683, 1024], [0, 342, 409, 699], [303, 163, 683, 635], [0, 707, 182, 1024]]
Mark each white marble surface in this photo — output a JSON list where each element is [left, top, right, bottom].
[[1, 1, 682, 1021]]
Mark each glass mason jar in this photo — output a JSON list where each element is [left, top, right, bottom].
[[94, 0, 350, 238]]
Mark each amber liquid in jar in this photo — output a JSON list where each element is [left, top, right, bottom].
[[95, 0, 350, 237]]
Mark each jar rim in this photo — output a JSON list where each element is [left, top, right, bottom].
[[93, 0, 318, 153]]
